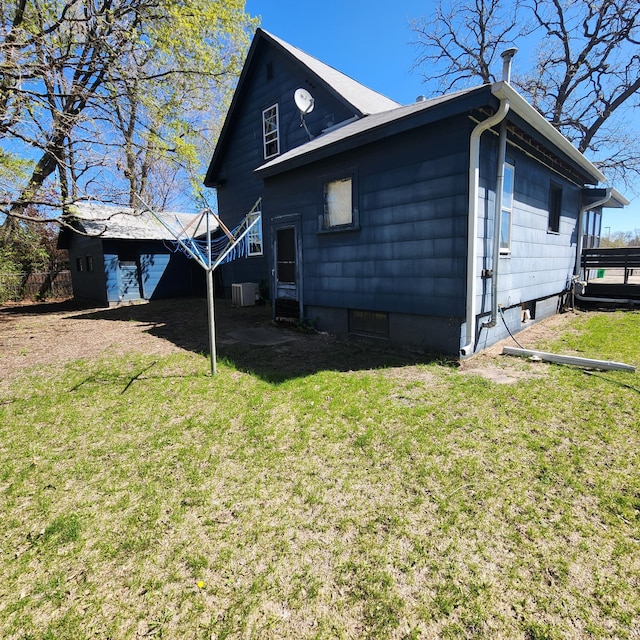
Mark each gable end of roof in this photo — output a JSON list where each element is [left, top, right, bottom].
[[204, 28, 400, 187]]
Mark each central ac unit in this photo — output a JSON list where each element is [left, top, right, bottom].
[[231, 282, 259, 307]]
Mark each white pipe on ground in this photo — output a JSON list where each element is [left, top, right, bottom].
[[502, 346, 636, 372], [575, 294, 640, 305]]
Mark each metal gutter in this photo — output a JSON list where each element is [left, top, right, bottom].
[[491, 82, 606, 184]]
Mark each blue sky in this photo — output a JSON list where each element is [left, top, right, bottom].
[[245, 0, 639, 234]]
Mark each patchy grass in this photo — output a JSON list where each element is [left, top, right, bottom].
[[1, 311, 639, 638]]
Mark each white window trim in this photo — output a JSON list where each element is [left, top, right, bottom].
[[500, 162, 515, 254], [247, 211, 263, 256], [262, 104, 279, 160]]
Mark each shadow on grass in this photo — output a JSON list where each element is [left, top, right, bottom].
[[217, 336, 449, 384], [6, 297, 452, 383], [0, 298, 91, 315], [68, 366, 213, 394]]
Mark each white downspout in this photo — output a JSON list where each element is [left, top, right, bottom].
[[460, 47, 518, 356], [461, 48, 517, 357], [483, 120, 508, 329], [460, 103, 510, 355]]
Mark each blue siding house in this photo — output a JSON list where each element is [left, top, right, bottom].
[[204, 29, 627, 356], [58, 203, 207, 305]]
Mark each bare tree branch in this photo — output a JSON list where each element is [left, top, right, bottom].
[[411, 0, 640, 184], [0, 0, 255, 249]]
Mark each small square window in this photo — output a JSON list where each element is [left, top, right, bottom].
[[549, 183, 562, 233], [323, 177, 353, 228], [262, 104, 279, 159]]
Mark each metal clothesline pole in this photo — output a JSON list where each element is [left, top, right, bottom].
[[132, 194, 262, 377], [206, 208, 217, 376]]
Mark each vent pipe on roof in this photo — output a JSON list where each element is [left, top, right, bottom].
[[416, 95, 427, 102], [500, 47, 518, 84]]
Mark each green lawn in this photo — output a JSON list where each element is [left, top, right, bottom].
[[1, 310, 639, 639]]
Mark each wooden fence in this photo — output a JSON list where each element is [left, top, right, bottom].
[[0, 270, 73, 302]]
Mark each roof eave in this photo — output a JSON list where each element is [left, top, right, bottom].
[[204, 28, 401, 187], [491, 81, 606, 185], [256, 86, 493, 178], [204, 31, 263, 187]]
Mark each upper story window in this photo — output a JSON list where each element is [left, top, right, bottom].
[[262, 104, 279, 159], [548, 182, 562, 233], [500, 163, 514, 253], [247, 211, 263, 256]]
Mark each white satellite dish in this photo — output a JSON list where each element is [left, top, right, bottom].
[[294, 88, 315, 115]]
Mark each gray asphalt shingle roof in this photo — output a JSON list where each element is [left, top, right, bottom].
[[256, 86, 485, 175], [68, 203, 214, 240], [256, 81, 608, 186], [263, 30, 401, 115]]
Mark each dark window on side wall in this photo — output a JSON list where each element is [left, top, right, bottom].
[[86, 255, 94, 272], [76, 256, 84, 272], [266, 61, 273, 81], [349, 310, 389, 339], [548, 183, 562, 233]]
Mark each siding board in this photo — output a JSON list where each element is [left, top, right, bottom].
[[206, 32, 601, 353]]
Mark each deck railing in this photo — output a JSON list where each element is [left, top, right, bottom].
[[581, 247, 640, 284]]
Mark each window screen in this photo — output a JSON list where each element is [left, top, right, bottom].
[[323, 177, 352, 228], [276, 228, 296, 283]]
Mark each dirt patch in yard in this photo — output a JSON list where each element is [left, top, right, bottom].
[[459, 311, 581, 383], [0, 297, 433, 382], [0, 296, 579, 383]]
